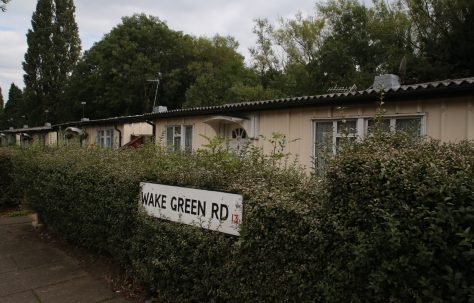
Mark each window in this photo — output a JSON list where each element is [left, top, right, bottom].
[[314, 115, 424, 170], [314, 120, 358, 171], [228, 127, 249, 153], [96, 129, 114, 148], [365, 116, 422, 138], [232, 128, 248, 139], [166, 125, 193, 151]]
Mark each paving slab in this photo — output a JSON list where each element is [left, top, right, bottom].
[[35, 276, 116, 303], [13, 246, 70, 270], [0, 261, 87, 296], [0, 216, 33, 226], [0, 257, 16, 274], [0, 290, 39, 303], [0, 215, 133, 302]]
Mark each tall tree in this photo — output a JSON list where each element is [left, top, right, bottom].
[[183, 35, 276, 108], [64, 14, 189, 120], [4, 83, 24, 128], [1, 0, 10, 12], [404, 0, 474, 80], [0, 87, 4, 114], [64, 14, 262, 118], [23, 0, 80, 125]]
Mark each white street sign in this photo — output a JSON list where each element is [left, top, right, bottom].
[[140, 182, 243, 236]]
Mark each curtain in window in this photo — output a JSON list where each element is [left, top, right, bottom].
[[185, 126, 193, 151], [314, 122, 333, 171]]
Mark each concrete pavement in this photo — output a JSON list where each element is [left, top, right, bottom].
[[0, 215, 130, 303]]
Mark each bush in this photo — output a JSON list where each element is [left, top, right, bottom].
[[0, 148, 20, 210], [4, 133, 474, 302], [318, 133, 474, 302]]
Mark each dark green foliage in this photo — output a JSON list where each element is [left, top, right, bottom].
[[23, 0, 80, 125], [405, 0, 474, 81], [3, 83, 25, 128], [250, 0, 473, 97], [63, 15, 260, 120], [2, 134, 473, 302], [319, 134, 474, 302], [0, 148, 20, 210], [0, 87, 3, 113], [0, 0, 9, 12]]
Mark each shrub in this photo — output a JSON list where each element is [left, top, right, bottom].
[[318, 133, 474, 302], [4, 133, 474, 302], [0, 148, 20, 210]]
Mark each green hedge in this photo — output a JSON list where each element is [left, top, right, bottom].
[[319, 134, 474, 302], [3, 134, 473, 302], [0, 148, 20, 210]]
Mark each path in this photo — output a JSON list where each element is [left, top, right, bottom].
[[0, 215, 130, 303]]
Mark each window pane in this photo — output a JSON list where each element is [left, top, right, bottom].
[[174, 136, 181, 151], [396, 118, 421, 137], [166, 127, 173, 147], [314, 122, 334, 172], [336, 136, 356, 152], [367, 118, 390, 133], [337, 120, 357, 134], [185, 126, 193, 151], [315, 122, 333, 144], [174, 126, 181, 136]]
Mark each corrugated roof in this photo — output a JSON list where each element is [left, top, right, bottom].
[[142, 76, 474, 118], [1, 125, 52, 134], [2, 76, 473, 132]]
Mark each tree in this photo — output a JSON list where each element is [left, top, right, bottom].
[[23, 0, 80, 125], [404, 0, 474, 80], [3, 83, 25, 128], [0, 87, 4, 114], [64, 14, 190, 120], [249, 0, 418, 96], [183, 35, 268, 108], [65, 15, 262, 118], [1, 0, 10, 12]]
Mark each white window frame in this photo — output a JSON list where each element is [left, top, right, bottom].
[[96, 128, 114, 148], [364, 113, 426, 136], [312, 113, 426, 160], [166, 125, 193, 151]]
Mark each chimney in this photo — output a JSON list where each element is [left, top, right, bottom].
[[23, 125, 28, 129], [45, 122, 52, 127], [152, 106, 168, 113], [81, 118, 90, 122], [372, 74, 401, 91]]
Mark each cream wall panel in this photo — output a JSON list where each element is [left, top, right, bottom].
[[122, 122, 153, 144], [155, 116, 218, 149]]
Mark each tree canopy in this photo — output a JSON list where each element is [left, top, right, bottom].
[[63, 14, 269, 120], [249, 0, 472, 97], [3, 83, 24, 128], [23, 0, 80, 125], [1, 0, 10, 12]]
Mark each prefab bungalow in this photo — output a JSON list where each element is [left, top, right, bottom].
[[0, 124, 56, 148], [54, 115, 154, 148], [144, 76, 474, 170]]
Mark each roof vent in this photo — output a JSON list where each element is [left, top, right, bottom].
[[45, 122, 51, 127], [152, 106, 168, 113], [81, 118, 89, 122], [23, 125, 28, 129], [372, 74, 400, 90], [9, 127, 13, 130]]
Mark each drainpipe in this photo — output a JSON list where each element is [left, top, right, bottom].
[[56, 129, 60, 148], [146, 120, 156, 141], [114, 124, 122, 148]]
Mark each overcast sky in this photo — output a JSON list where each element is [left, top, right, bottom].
[[0, 0, 317, 102]]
